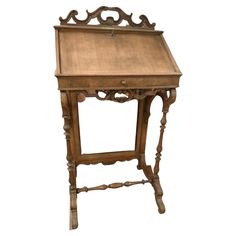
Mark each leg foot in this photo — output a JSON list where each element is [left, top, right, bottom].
[[152, 177, 165, 214], [61, 92, 79, 229], [137, 162, 142, 170], [69, 190, 78, 230], [70, 209, 78, 230], [155, 196, 166, 214]]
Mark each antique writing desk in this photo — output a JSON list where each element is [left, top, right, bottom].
[[54, 6, 181, 229]]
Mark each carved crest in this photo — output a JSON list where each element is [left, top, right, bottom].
[[59, 6, 156, 30]]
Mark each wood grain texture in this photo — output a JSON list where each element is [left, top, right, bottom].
[[77, 151, 136, 165], [58, 30, 179, 76], [55, 6, 181, 230], [95, 89, 157, 103]]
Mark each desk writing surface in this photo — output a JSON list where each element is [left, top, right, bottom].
[[56, 28, 180, 76]]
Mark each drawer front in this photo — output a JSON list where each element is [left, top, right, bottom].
[[58, 76, 179, 90]]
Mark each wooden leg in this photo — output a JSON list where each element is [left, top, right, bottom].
[[61, 92, 78, 229], [68, 162, 78, 229], [135, 96, 154, 169], [135, 89, 176, 214], [153, 88, 176, 213], [153, 89, 176, 175], [135, 96, 165, 212], [152, 176, 165, 213]]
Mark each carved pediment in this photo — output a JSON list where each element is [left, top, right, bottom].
[[59, 6, 156, 30]]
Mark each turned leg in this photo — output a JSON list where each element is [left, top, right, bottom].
[[61, 92, 78, 229], [68, 162, 78, 229], [136, 89, 176, 214], [135, 95, 165, 213], [152, 88, 176, 213], [153, 89, 176, 175]]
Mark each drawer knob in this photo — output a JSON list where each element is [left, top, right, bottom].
[[121, 80, 127, 85], [77, 92, 86, 103]]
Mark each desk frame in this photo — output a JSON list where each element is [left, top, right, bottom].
[[55, 6, 181, 230], [60, 88, 176, 229]]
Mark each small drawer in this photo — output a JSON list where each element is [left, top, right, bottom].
[[58, 75, 179, 90]]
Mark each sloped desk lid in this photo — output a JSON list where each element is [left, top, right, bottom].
[[54, 7, 181, 77]]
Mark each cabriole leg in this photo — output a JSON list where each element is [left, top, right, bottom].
[[135, 96, 154, 169]]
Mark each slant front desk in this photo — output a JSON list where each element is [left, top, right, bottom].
[[54, 6, 182, 230]]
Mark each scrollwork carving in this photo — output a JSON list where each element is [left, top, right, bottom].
[[59, 6, 156, 29], [75, 89, 175, 104], [95, 89, 160, 103]]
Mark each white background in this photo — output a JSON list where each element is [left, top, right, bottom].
[[0, 0, 236, 235]]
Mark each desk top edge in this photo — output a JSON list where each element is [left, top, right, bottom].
[[55, 73, 182, 78], [54, 25, 163, 35]]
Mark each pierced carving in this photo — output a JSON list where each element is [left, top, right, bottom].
[[95, 89, 159, 103], [76, 89, 172, 103], [77, 179, 149, 193], [59, 6, 156, 29], [154, 89, 176, 175]]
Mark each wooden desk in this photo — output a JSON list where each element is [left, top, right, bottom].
[[54, 6, 182, 229]]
